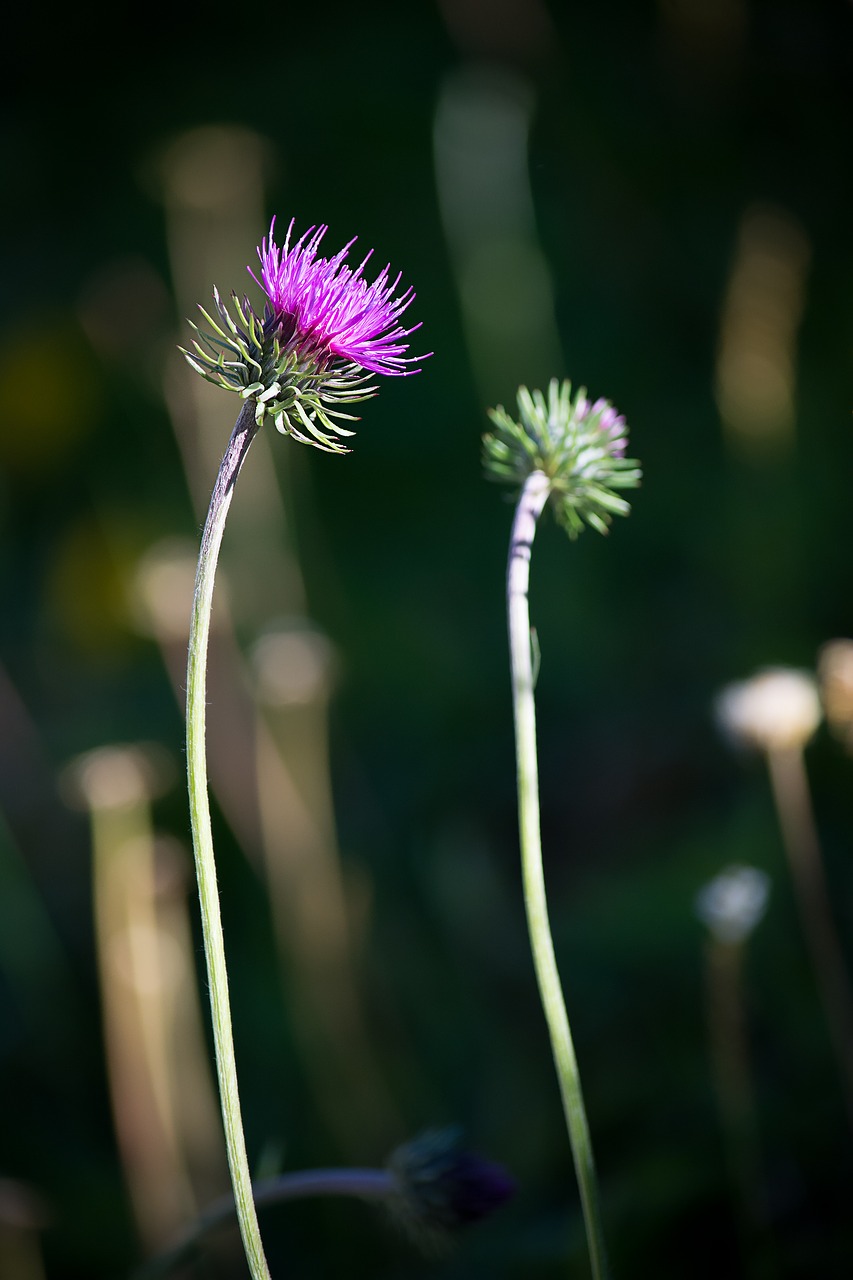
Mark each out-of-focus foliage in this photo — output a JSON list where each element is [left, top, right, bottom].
[[1, 2, 852, 1277]]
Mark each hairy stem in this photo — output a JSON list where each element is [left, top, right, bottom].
[[186, 399, 270, 1280], [507, 469, 609, 1280]]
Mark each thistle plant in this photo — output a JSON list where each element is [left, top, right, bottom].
[[484, 379, 641, 1280], [181, 216, 426, 1280]]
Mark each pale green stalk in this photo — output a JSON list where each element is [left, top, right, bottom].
[[186, 399, 270, 1280], [507, 469, 609, 1280]]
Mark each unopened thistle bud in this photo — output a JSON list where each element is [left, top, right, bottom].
[[386, 1129, 515, 1246], [181, 217, 428, 453], [483, 378, 641, 536]]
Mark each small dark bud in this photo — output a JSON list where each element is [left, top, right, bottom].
[[388, 1128, 516, 1241]]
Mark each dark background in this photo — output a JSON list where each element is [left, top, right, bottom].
[[2, 1, 852, 1276]]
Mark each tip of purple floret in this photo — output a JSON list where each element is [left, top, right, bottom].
[[578, 394, 628, 457], [246, 215, 429, 377]]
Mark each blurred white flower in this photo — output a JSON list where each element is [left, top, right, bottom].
[[695, 865, 771, 944], [716, 667, 822, 753]]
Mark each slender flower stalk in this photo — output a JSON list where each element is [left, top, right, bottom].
[[508, 471, 608, 1280], [137, 1130, 514, 1280], [182, 217, 425, 1280], [140, 1167, 394, 1280], [485, 380, 641, 1278], [187, 402, 267, 1279]]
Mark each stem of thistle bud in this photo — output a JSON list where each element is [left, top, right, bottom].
[[507, 470, 610, 1280], [186, 399, 271, 1280], [136, 1169, 395, 1279]]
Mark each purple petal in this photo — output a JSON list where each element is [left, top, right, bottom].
[[249, 217, 429, 376]]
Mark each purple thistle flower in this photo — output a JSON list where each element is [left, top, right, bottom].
[[182, 215, 428, 452], [251, 217, 428, 377], [578, 395, 628, 458]]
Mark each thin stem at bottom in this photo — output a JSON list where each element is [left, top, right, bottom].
[[138, 1168, 394, 1280], [186, 400, 270, 1280], [507, 470, 609, 1280]]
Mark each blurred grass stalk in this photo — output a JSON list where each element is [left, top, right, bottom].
[[718, 670, 853, 1131], [149, 837, 230, 1208], [765, 743, 853, 1129], [706, 936, 763, 1222], [715, 204, 810, 460], [0, 1180, 47, 1280], [65, 746, 201, 1251], [0, 809, 77, 1052], [695, 861, 772, 1272], [0, 1225, 44, 1280], [153, 128, 395, 1155], [133, 544, 395, 1154], [251, 628, 398, 1149], [0, 665, 81, 1056], [433, 65, 563, 405]]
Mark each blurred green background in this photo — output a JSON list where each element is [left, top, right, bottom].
[[2, 1, 852, 1276]]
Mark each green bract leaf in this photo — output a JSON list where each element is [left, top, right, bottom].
[[180, 289, 380, 454]]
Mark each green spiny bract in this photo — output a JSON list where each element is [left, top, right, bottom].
[[484, 378, 642, 536]]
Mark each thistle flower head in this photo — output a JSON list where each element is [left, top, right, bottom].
[[181, 216, 427, 453], [386, 1128, 515, 1247], [252, 217, 425, 376], [483, 379, 641, 537]]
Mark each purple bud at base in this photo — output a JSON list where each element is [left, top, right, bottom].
[[389, 1128, 516, 1235]]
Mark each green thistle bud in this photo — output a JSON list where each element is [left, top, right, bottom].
[[483, 378, 642, 537]]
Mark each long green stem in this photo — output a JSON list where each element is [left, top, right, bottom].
[[186, 399, 270, 1280], [507, 469, 609, 1280]]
